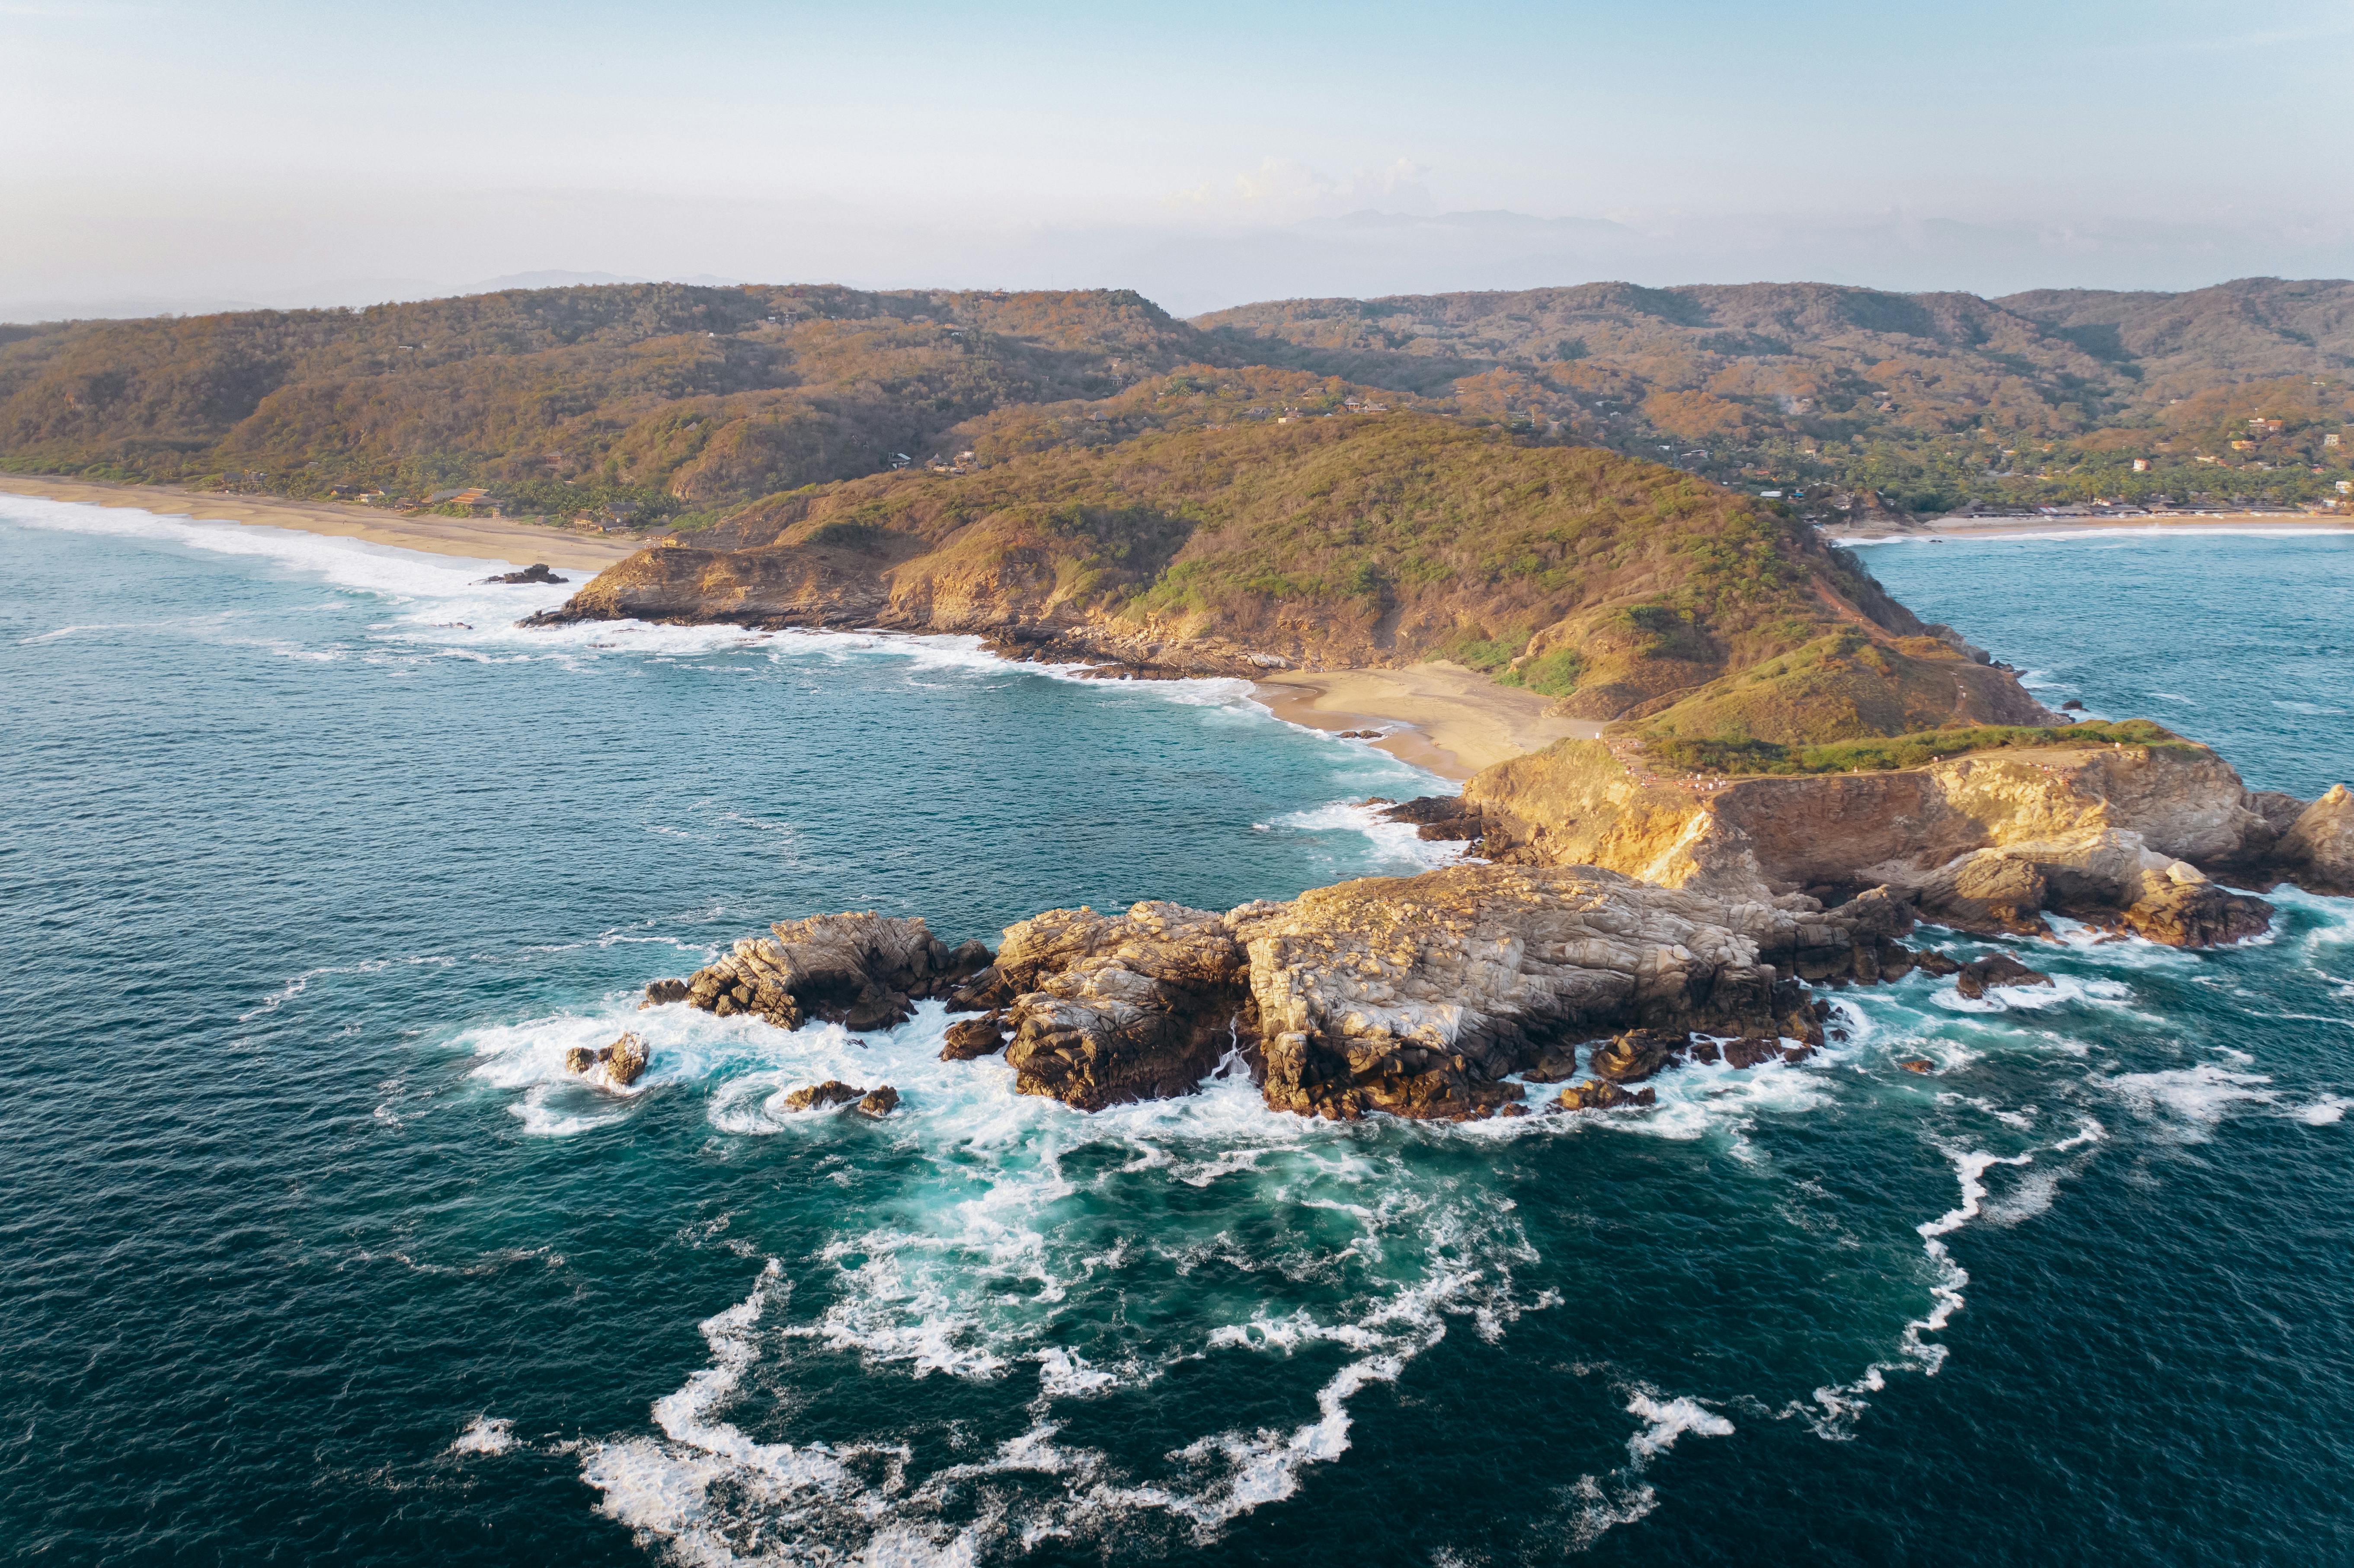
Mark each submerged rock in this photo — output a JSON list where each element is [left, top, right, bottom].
[[480, 563, 567, 584], [781, 1080, 864, 1111], [939, 1016, 1007, 1060], [1556, 1079, 1657, 1112], [1954, 952, 2054, 1000]]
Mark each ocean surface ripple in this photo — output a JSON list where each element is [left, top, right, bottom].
[[3, 502, 2351, 1564]]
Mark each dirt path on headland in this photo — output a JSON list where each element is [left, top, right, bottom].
[[0, 474, 642, 570], [1255, 662, 1601, 782]]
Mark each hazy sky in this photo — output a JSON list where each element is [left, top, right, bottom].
[[4, 0, 2350, 318]]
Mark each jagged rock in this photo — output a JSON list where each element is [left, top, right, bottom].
[[697, 861, 1906, 1122], [979, 902, 1251, 1111], [1870, 939, 1919, 981], [2118, 872, 2273, 947], [2276, 784, 2354, 895], [1523, 1041, 1584, 1083], [641, 977, 689, 1007], [605, 1031, 649, 1085], [1590, 1028, 1682, 1083], [565, 1031, 649, 1088], [1954, 952, 2053, 1000], [1912, 948, 1963, 976], [480, 563, 567, 584], [2061, 699, 2085, 711], [1686, 1037, 1723, 1064], [782, 1080, 864, 1111], [681, 913, 991, 1032], [940, 1016, 1007, 1060], [1899, 1058, 1935, 1073], [856, 1086, 899, 1117], [1916, 853, 2050, 936], [1499, 1102, 1532, 1118], [1722, 1036, 1781, 1068], [1378, 795, 1490, 843], [1461, 736, 2329, 942], [1235, 864, 1890, 1120], [1556, 1079, 1657, 1111]]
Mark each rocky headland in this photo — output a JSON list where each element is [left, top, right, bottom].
[[503, 405, 2350, 1126], [1391, 730, 2349, 948], [625, 730, 2351, 1124]]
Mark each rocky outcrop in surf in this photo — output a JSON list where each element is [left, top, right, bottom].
[[566, 1031, 649, 1089], [1226, 865, 1897, 1119], [2275, 784, 2354, 896], [650, 913, 991, 1033], [777, 1080, 900, 1116], [1400, 733, 2343, 948], [950, 901, 1252, 1111], [480, 563, 567, 584], [694, 862, 1923, 1123]]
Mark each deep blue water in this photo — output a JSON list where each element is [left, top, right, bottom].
[[3, 502, 2351, 1566]]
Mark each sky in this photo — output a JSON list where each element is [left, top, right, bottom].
[[3, 0, 2350, 320]]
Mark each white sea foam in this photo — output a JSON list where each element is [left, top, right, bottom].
[[447, 1415, 518, 1457], [1623, 1392, 1735, 1459], [2293, 1096, 2350, 1126], [560, 996, 1545, 1560], [2100, 1062, 2278, 1139], [1269, 798, 1468, 871]]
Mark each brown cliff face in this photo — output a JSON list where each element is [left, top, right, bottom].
[[1452, 735, 2328, 946]]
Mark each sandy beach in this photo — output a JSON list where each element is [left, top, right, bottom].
[[1255, 662, 1599, 782], [0, 474, 644, 571], [1821, 511, 2354, 543]]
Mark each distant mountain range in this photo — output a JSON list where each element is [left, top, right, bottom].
[[0, 276, 2346, 527]]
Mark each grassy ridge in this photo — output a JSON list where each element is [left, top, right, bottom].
[[1644, 719, 2194, 776]]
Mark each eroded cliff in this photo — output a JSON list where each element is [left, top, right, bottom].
[[1420, 729, 2348, 945]]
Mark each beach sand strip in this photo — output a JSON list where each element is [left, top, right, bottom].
[[0, 474, 643, 571]]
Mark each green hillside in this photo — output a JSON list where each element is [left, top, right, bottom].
[[1197, 278, 2354, 514]]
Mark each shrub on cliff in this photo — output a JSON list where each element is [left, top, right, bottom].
[[1644, 719, 2194, 777]]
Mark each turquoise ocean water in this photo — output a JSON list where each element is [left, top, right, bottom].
[[3, 502, 2351, 1565]]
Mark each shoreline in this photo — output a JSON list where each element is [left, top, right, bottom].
[[1822, 511, 2354, 544], [1254, 663, 1600, 782], [2, 473, 1586, 783], [0, 473, 644, 571]]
